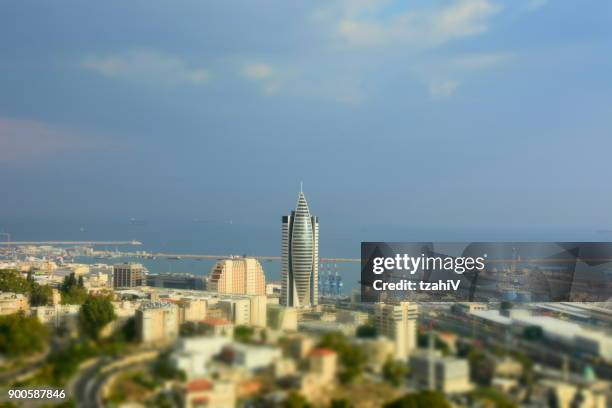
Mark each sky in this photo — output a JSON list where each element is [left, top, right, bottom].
[[1, 0, 612, 236]]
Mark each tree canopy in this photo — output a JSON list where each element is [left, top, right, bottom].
[[78, 295, 116, 339], [0, 312, 49, 357], [0, 269, 54, 306], [318, 332, 367, 384], [382, 357, 408, 387], [384, 391, 451, 408], [61, 272, 88, 305]]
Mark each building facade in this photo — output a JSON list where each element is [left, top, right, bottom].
[[374, 302, 418, 360], [113, 263, 145, 289], [146, 273, 206, 290], [208, 257, 265, 296], [136, 301, 179, 343], [281, 189, 319, 308], [0, 293, 29, 315]]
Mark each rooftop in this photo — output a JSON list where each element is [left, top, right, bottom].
[[310, 348, 336, 357], [186, 378, 213, 392], [202, 317, 232, 326]]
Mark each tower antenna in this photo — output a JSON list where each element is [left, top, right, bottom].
[[300, 181, 303, 193]]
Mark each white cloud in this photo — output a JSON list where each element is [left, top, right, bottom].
[[81, 49, 210, 86], [239, 62, 284, 95], [429, 80, 460, 99], [319, 0, 501, 49], [0, 118, 102, 163], [241, 63, 274, 80]]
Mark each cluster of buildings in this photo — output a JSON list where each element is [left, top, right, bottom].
[[2, 190, 612, 407]]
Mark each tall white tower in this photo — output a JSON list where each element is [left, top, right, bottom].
[[281, 188, 319, 307]]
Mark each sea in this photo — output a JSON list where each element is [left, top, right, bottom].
[[2, 217, 608, 295]]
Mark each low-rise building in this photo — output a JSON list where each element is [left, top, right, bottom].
[[201, 317, 234, 337], [136, 301, 179, 343], [164, 297, 207, 324], [286, 335, 315, 360], [171, 336, 232, 379], [146, 273, 206, 290], [0, 293, 29, 315], [410, 350, 473, 394], [182, 378, 236, 408], [308, 348, 337, 383], [219, 298, 251, 326], [267, 305, 297, 332], [31, 304, 80, 328], [222, 343, 282, 372]]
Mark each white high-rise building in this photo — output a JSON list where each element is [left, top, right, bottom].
[[281, 188, 319, 308]]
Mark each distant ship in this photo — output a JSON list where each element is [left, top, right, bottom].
[[129, 218, 147, 226]]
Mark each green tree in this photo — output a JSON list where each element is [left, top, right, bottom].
[[384, 391, 451, 408], [234, 325, 254, 343], [468, 350, 495, 386], [0, 269, 55, 306], [284, 392, 311, 408], [382, 357, 408, 387], [78, 295, 116, 339], [318, 332, 367, 384], [512, 351, 534, 387], [470, 387, 517, 408], [0, 269, 31, 294], [30, 284, 53, 306], [522, 326, 543, 341], [417, 332, 450, 355], [330, 399, 353, 408], [61, 273, 87, 305], [61, 273, 77, 292], [0, 312, 49, 357], [152, 354, 186, 381]]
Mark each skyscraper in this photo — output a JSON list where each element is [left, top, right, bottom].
[[281, 188, 319, 307]]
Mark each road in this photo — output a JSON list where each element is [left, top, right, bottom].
[[70, 350, 160, 407], [0, 352, 48, 385]]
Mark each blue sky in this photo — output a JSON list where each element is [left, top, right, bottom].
[[1, 0, 612, 233]]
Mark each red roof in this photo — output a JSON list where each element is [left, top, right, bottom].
[[187, 379, 213, 392], [310, 348, 336, 357], [191, 396, 209, 404], [202, 317, 232, 326]]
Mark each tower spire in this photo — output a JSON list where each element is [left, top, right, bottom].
[[300, 181, 303, 193]]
